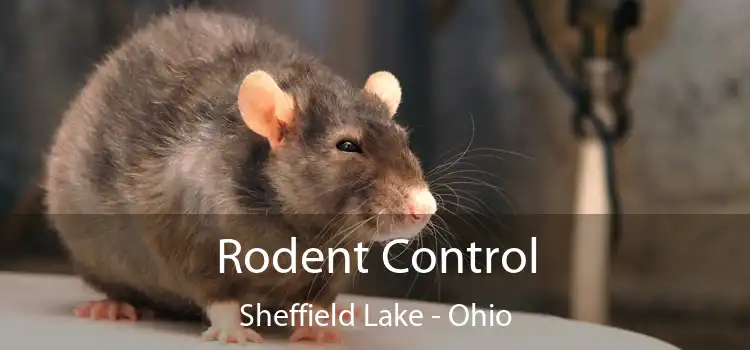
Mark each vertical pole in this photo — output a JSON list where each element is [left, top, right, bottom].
[[570, 139, 610, 323], [570, 59, 614, 324]]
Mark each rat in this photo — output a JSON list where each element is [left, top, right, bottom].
[[42, 8, 438, 345]]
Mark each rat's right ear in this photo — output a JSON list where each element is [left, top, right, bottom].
[[237, 70, 295, 149], [364, 71, 401, 118]]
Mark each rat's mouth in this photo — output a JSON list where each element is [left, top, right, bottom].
[[327, 212, 432, 246], [342, 186, 438, 243], [367, 213, 433, 243]]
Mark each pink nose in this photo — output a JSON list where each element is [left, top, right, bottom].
[[407, 188, 437, 221]]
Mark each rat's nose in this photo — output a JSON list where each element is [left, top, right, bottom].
[[407, 187, 437, 222]]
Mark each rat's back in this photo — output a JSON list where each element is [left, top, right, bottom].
[[45, 8, 310, 215]]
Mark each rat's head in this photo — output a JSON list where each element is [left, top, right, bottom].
[[237, 69, 437, 244]]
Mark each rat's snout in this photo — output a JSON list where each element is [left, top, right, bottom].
[[406, 187, 437, 223], [367, 185, 437, 242]]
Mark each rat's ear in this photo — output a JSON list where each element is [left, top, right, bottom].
[[364, 71, 401, 118], [237, 70, 295, 148]]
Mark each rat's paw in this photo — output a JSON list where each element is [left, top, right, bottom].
[[289, 324, 342, 344], [201, 325, 264, 345], [337, 306, 363, 323], [73, 299, 138, 321]]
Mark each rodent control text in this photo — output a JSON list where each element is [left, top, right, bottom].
[[220, 237, 537, 275]]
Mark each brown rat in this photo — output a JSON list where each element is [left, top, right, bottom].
[[42, 8, 437, 344]]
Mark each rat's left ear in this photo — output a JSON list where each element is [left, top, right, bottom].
[[364, 71, 401, 118], [237, 70, 296, 149]]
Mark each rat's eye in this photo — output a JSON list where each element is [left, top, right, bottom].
[[336, 140, 362, 153]]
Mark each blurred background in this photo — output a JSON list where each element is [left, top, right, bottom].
[[1, 0, 749, 349]]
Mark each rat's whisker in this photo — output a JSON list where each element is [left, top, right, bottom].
[[432, 168, 512, 185], [426, 113, 476, 179], [432, 226, 443, 302], [437, 177, 517, 214], [431, 182, 462, 211], [435, 191, 486, 217], [436, 204, 496, 243], [306, 215, 376, 301], [309, 217, 374, 302], [351, 232, 377, 288], [403, 239, 423, 299]]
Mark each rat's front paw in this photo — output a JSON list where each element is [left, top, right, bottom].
[[288, 303, 354, 344], [73, 299, 138, 321], [289, 324, 342, 344], [201, 325, 264, 345], [339, 306, 363, 323]]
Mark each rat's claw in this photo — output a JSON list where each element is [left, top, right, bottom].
[[338, 306, 363, 323], [73, 299, 138, 321], [120, 304, 138, 320], [288, 303, 349, 344], [289, 324, 342, 344], [201, 325, 264, 345]]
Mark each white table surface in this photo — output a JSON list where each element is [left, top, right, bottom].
[[0, 272, 680, 349]]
